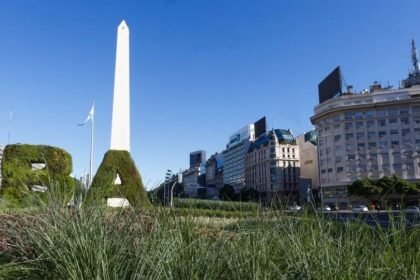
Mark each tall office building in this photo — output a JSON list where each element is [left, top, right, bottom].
[[190, 150, 206, 168], [296, 131, 319, 190], [223, 118, 266, 189], [223, 125, 255, 189], [311, 40, 420, 209], [205, 152, 224, 189], [245, 129, 300, 194]]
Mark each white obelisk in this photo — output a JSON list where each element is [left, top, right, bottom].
[[111, 20, 130, 152]]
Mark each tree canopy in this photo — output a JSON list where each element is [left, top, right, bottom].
[[348, 175, 420, 203]]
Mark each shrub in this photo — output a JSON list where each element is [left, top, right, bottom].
[[173, 198, 259, 212], [85, 150, 151, 209], [219, 184, 235, 200]]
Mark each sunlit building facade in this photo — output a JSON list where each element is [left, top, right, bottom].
[[311, 41, 420, 208]]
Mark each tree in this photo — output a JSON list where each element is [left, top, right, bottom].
[[349, 176, 420, 205], [348, 178, 382, 203], [219, 184, 235, 200]]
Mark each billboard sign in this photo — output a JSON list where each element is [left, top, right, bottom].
[[318, 66, 342, 104], [254, 116, 267, 139]]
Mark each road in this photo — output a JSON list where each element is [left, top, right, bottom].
[[322, 210, 420, 228]]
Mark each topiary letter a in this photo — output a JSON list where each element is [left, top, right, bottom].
[[86, 150, 151, 208]]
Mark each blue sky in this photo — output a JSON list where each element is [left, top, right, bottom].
[[0, 0, 419, 189]]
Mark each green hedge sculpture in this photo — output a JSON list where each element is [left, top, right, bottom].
[[86, 150, 151, 208], [1, 144, 75, 207]]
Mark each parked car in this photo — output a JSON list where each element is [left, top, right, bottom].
[[288, 205, 302, 211], [404, 206, 420, 214], [323, 206, 331, 211], [331, 205, 340, 211], [352, 205, 368, 212]]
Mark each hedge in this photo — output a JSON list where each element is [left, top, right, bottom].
[[160, 207, 258, 218], [85, 150, 151, 209], [173, 198, 260, 212], [0, 144, 75, 207]]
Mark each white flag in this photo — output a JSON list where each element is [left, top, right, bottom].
[[78, 103, 94, 126]]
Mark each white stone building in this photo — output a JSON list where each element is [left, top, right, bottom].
[[245, 129, 300, 194], [311, 41, 420, 208]]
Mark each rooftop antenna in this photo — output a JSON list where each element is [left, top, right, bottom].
[[412, 38, 420, 74]]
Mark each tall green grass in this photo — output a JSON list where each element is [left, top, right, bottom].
[[0, 202, 418, 279]]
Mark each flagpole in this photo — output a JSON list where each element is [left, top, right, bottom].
[[89, 102, 94, 188]]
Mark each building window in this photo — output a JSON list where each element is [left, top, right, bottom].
[[379, 131, 387, 138], [388, 108, 398, 116], [333, 114, 341, 122], [393, 163, 402, 171], [337, 167, 344, 173], [400, 108, 409, 115], [379, 141, 388, 149], [356, 121, 364, 129], [368, 142, 377, 149], [367, 132, 375, 139], [335, 145, 342, 151], [365, 111, 375, 118], [354, 112, 364, 119], [390, 129, 398, 135], [344, 112, 352, 120], [391, 140, 399, 147], [357, 143, 366, 151], [401, 117, 410, 125], [335, 156, 342, 163], [346, 144, 354, 151], [357, 132, 364, 139], [377, 109, 386, 117], [346, 133, 354, 140], [378, 119, 386, 127], [401, 128, 410, 136], [345, 123, 353, 130], [348, 155, 356, 160], [389, 118, 398, 124], [335, 135, 341, 142], [367, 120, 375, 129]]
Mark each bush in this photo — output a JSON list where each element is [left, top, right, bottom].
[[85, 150, 151, 209], [0, 144, 75, 207], [219, 184, 235, 200]]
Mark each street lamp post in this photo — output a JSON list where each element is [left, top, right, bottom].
[[170, 172, 183, 208], [165, 170, 172, 206]]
